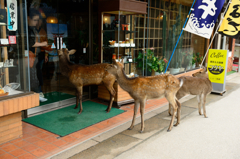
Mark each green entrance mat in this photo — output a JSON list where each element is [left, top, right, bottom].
[[227, 70, 236, 76], [40, 92, 75, 106], [23, 101, 124, 136]]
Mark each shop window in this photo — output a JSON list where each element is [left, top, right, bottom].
[[0, 0, 30, 98]]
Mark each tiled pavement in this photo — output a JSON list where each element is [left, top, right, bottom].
[[0, 97, 168, 159]]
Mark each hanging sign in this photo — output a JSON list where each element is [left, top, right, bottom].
[[7, 0, 18, 31], [207, 49, 228, 93], [0, 9, 7, 25], [218, 0, 240, 39], [184, 0, 225, 39]]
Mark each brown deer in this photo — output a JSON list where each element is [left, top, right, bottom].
[[57, 48, 116, 114], [168, 67, 212, 118], [105, 59, 183, 132]]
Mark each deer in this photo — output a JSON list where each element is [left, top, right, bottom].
[[57, 48, 116, 114], [168, 67, 212, 118], [105, 59, 183, 132]]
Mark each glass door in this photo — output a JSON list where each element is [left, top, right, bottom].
[[27, 0, 90, 116]]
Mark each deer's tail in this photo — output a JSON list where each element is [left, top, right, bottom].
[[178, 78, 184, 87]]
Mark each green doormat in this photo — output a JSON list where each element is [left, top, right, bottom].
[[40, 92, 75, 106], [227, 70, 236, 76], [23, 101, 124, 136]]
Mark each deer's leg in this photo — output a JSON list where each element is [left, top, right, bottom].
[[197, 95, 202, 115], [128, 100, 140, 130], [168, 104, 172, 116], [104, 83, 116, 113], [77, 86, 83, 114], [166, 94, 178, 132], [139, 100, 146, 133], [174, 99, 181, 127], [202, 94, 207, 118], [74, 91, 79, 109]]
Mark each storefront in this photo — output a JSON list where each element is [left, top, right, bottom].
[[0, 0, 211, 145]]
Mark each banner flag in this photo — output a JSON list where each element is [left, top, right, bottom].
[[184, 0, 225, 39], [218, 0, 240, 38]]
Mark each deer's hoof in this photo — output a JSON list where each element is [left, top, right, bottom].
[[204, 116, 208, 118], [139, 130, 143, 133], [74, 107, 78, 109], [77, 112, 82, 115], [167, 129, 171, 132], [168, 113, 172, 116], [174, 123, 179, 127], [128, 127, 133, 130]]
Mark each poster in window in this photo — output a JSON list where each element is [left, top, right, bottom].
[[0, 9, 7, 25]]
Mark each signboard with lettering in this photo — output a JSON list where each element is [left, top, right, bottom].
[[7, 0, 17, 31], [0, 9, 7, 25], [207, 49, 228, 93], [8, 35, 16, 44]]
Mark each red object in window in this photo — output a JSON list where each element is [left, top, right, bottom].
[[8, 36, 16, 44]]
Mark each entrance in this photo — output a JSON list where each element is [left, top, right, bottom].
[[27, 0, 96, 116]]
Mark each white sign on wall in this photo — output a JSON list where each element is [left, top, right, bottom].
[[7, 0, 18, 31]]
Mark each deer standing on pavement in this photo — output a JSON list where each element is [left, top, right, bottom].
[[57, 48, 116, 114], [105, 59, 183, 132], [168, 67, 212, 118]]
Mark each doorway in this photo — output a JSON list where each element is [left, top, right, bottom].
[[27, 0, 95, 116]]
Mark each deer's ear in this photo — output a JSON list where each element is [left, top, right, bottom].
[[68, 49, 76, 55], [204, 66, 207, 72], [112, 59, 119, 68], [112, 59, 117, 65], [120, 58, 124, 65], [58, 49, 63, 55]]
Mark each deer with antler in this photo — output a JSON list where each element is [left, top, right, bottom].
[[168, 67, 212, 118], [57, 48, 116, 114], [105, 59, 183, 132]]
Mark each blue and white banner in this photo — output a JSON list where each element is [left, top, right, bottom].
[[184, 0, 225, 39]]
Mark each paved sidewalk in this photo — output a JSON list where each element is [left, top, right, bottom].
[[70, 73, 240, 159]]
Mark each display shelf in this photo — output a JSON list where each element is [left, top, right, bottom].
[[102, 30, 138, 34], [99, 0, 147, 106], [0, 44, 12, 47], [102, 46, 136, 49], [0, 65, 16, 68]]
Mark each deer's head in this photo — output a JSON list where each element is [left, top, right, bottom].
[[57, 48, 76, 61], [192, 67, 208, 78], [105, 59, 124, 76]]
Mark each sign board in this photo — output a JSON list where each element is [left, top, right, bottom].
[[207, 49, 228, 93], [7, 0, 18, 31], [8, 35, 16, 44]]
